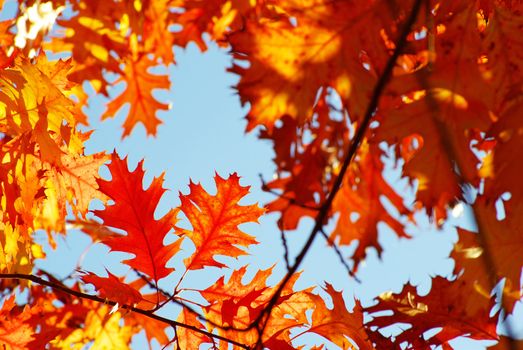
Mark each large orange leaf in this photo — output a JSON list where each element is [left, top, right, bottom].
[[177, 173, 264, 270], [95, 153, 181, 283], [228, 0, 401, 132]]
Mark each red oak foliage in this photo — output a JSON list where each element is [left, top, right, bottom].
[[0, 0, 522, 349]]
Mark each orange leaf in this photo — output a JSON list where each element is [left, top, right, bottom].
[[307, 284, 374, 350], [178, 173, 264, 270], [95, 153, 181, 283], [366, 277, 498, 348], [331, 141, 409, 269], [176, 308, 212, 350], [104, 55, 170, 137], [228, 1, 395, 131], [200, 266, 273, 327], [453, 197, 523, 313], [0, 295, 34, 350]]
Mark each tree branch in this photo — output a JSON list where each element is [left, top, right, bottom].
[[252, 0, 424, 343], [0, 273, 250, 350]]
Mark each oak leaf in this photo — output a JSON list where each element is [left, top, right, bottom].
[[228, 1, 401, 131], [365, 277, 498, 348], [95, 153, 181, 283], [176, 308, 212, 350], [331, 141, 409, 269], [177, 173, 264, 270], [307, 284, 374, 350], [0, 295, 34, 350], [104, 55, 170, 136], [81, 270, 143, 306], [453, 198, 523, 313]]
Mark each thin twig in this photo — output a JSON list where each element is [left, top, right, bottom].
[[279, 212, 291, 271], [319, 228, 360, 283], [252, 1, 424, 346], [0, 273, 250, 350]]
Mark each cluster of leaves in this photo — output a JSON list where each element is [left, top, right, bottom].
[[0, 0, 522, 349]]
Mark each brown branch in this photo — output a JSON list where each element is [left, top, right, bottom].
[[279, 212, 291, 271], [0, 273, 250, 350], [251, 0, 425, 344]]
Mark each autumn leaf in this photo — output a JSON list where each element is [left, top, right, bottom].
[[0, 56, 78, 165], [53, 305, 134, 350], [228, 1, 400, 132], [176, 308, 212, 350], [177, 173, 264, 270], [200, 267, 311, 348], [365, 277, 498, 348], [331, 141, 410, 269], [200, 266, 273, 327], [81, 270, 143, 306], [142, 0, 177, 63], [375, 91, 490, 221], [263, 95, 347, 230], [0, 20, 15, 68], [306, 283, 374, 350], [173, 0, 257, 51], [0, 295, 34, 350], [453, 198, 523, 313], [125, 313, 170, 345], [45, 2, 128, 92], [104, 55, 170, 136], [95, 153, 182, 283], [48, 151, 109, 217]]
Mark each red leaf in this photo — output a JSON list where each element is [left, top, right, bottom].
[[95, 153, 181, 283], [81, 270, 143, 306]]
